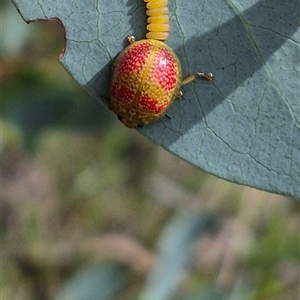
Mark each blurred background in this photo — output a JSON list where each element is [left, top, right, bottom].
[[1, 0, 299, 299]]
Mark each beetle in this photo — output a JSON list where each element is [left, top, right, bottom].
[[110, 0, 213, 128]]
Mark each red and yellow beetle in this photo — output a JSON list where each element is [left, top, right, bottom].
[[110, 0, 213, 128]]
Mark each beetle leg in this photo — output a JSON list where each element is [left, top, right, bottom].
[[178, 72, 213, 98], [127, 36, 136, 44], [176, 90, 183, 98], [181, 72, 213, 86]]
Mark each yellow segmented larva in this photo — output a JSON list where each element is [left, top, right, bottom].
[[143, 0, 170, 41]]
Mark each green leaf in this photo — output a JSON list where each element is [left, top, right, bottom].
[[12, 0, 300, 198], [55, 262, 128, 300], [140, 213, 217, 300]]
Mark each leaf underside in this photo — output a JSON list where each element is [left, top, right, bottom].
[[13, 0, 300, 198]]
